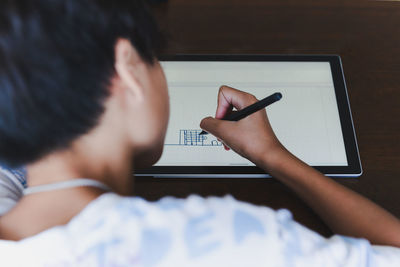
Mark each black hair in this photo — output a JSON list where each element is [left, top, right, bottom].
[[0, 0, 164, 167]]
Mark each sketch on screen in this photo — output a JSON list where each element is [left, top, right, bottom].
[[165, 129, 222, 147]]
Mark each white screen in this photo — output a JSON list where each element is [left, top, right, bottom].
[[155, 61, 348, 166]]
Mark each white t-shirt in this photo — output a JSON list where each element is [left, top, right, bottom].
[[0, 168, 399, 266], [0, 190, 399, 267]]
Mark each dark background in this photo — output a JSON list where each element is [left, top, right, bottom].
[[135, 0, 400, 236]]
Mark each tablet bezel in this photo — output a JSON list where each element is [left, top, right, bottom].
[[136, 55, 362, 178]]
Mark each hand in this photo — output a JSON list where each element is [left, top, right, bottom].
[[200, 86, 286, 167], [204, 87, 400, 249]]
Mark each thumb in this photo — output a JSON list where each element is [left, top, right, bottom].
[[200, 116, 225, 138]]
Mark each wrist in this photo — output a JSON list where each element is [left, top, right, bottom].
[[258, 145, 292, 173]]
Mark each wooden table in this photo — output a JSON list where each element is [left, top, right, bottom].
[[135, 0, 400, 236]]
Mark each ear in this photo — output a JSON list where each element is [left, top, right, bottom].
[[114, 39, 145, 101]]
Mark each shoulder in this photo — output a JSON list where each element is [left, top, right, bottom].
[[97, 195, 400, 267], [5, 194, 283, 265]]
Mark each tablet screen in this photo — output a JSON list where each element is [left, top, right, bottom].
[[155, 61, 348, 167]]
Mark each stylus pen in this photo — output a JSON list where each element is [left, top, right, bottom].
[[199, 92, 282, 135]]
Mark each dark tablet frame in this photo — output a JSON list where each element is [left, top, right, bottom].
[[136, 55, 362, 178]]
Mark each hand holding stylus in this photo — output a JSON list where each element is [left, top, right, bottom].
[[200, 85, 400, 248], [200, 86, 285, 167]]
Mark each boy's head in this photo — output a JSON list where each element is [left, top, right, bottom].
[[0, 0, 169, 168]]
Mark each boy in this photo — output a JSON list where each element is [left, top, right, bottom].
[[0, 0, 399, 266]]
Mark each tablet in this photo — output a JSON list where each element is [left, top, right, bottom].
[[137, 55, 362, 178]]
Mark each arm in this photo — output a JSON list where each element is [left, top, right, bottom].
[[200, 85, 400, 247], [264, 149, 400, 247]]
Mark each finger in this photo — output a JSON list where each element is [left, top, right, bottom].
[[200, 117, 222, 137], [215, 104, 234, 120], [215, 85, 258, 119], [215, 86, 234, 120], [200, 116, 232, 139], [216, 138, 230, 150]]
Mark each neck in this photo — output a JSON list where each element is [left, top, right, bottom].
[[27, 120, 136, 196], [27, 151, 135, 196]]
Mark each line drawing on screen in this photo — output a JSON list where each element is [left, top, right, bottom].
[[165, 129, 222, 146]]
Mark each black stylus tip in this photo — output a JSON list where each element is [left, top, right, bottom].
[[275, 92, 282, 100]]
